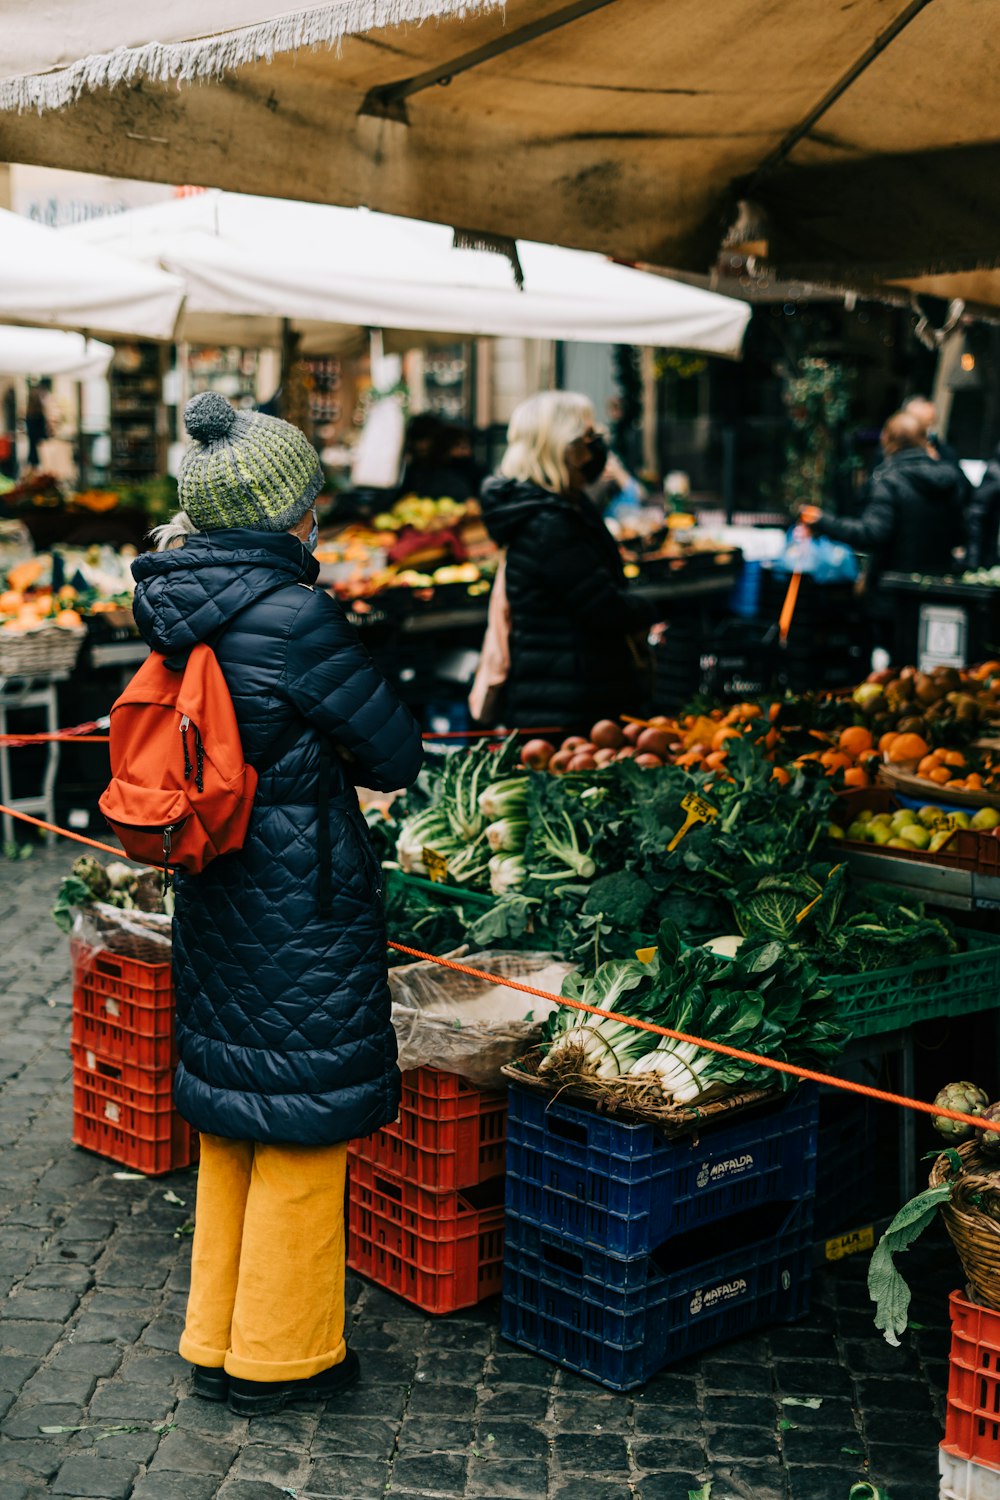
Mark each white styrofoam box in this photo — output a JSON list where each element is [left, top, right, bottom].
[[941, 1446, 1000, 1500]]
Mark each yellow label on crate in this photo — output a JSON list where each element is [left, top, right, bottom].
[[667, 793, 719, 853], [422, 848, 450, 884], [635, 947, 658, 965], [824, 1224, 875, 1262]]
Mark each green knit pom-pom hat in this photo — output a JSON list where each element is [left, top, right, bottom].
[[178, 391, 323, 532]]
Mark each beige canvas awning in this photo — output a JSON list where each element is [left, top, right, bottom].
[[1, 0, 999, 295]]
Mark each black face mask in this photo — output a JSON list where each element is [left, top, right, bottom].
[[580, 433, 609, 484]]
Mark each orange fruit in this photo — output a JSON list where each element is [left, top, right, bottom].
[[771, 765, 791, 787], [888, 733, 930, 764], [928, 766, 952, 785], [711, 726, 742, 752], [843, 766, 868, 789], [839, 725, 873, 758], [821, 750, 853, 772], [942, 749, 967, 768], [917, 755, 940, 777], [965, 773, 983, 789], [879, 731, 900, 755]]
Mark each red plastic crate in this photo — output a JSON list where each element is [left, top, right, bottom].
[[347, 1155, 504, 1314], [71, 1002, 176, 1073], [72, 1045, 196, 1176], [71, 942, 174, 1040], [945, 1288, 1000, 1472], [349, 1067, 507, 1192]]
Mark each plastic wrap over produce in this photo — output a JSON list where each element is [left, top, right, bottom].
[[388, 951, 575, 1089], [71, 902, 173, 971]]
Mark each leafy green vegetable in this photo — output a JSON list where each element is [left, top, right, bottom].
[[868, 1180, 955, 1345]]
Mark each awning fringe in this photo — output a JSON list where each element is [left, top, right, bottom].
[[0, 0, 502, 114]]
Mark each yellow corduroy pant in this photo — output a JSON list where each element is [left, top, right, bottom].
[[178, 1133, 348, 1382]]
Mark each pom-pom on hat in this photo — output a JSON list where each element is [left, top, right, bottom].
[[178, 391, 323, 532]]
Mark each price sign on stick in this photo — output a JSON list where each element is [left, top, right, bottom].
[[422, 848, 450, 884], [667, 793, 719, 852]]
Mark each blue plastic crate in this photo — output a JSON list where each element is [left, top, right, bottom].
[[504, 1082, 817, 1259], [501, 1198, 813, 1390], [814, 1088, 876, 1237]]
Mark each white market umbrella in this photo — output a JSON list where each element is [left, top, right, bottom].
[[68, 190, 750, 358], [0, 326, 113, 380], [0, 206, 184, 340]]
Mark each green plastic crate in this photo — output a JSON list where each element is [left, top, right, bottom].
[[385, 868, 496, 908], [828, 931, 1000, 1039]]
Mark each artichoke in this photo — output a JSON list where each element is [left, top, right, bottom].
[[978, 1102, 1000, 1157], [932, 1081, 990, 1141], [71, 855, 110, 901]]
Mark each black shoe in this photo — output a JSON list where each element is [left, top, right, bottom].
[[228, 1348, 361, 1416], [191, 1365, 229, 1402]]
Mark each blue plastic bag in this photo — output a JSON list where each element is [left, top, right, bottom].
[[772, 528, 859, 583]]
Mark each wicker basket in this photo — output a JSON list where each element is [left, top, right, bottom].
[[930, 1139, 1000, 1310], [0, 625, 86, 678], [75, 903, 172, 967], [502, 1048, 782, 1138]]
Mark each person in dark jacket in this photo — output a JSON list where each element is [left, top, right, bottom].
[[967, 447, 1000, 570], [478, 391, 651, 729], [131, 391, 422, 1418], [801, 409, 966, 647]]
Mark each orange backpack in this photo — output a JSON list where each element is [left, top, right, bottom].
[[99, 597, 304, 882]]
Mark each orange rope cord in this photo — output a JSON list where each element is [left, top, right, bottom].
[[0, 735, 110, 744], [3, 799, 998, 1137], [0, 804, 135, 860]]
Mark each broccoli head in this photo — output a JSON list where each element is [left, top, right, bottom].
[[582, 870, 655, 931]]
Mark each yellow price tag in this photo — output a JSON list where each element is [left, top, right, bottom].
[[796, 863, 843, 923], [635, 946, 658, 965], [422, 848, 450, 884], [667, 792, 719, 853]]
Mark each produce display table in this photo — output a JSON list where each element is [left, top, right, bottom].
[[0, 671, 68, 846]]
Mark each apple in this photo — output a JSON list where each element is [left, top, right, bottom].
[[568, 753, 597, 771], [548, 751, 573, 774], [590, 719, 624, 750], [636, 728, 671, 758], [520, 738, 555, 770], [634, 753, 664, 768], [622, 722, 644, 746]]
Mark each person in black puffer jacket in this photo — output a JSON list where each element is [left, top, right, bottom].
[[478, 391, 651, 729], [801, 409, 966, 649], [131, 392, 422, 1419]]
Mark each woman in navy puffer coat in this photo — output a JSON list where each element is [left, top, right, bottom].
[[131, 392, 422, 1418]]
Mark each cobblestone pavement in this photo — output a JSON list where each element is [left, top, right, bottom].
[[0, 848, 953, 1500]]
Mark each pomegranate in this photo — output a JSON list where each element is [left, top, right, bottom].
[[520, 738, 555, 770]]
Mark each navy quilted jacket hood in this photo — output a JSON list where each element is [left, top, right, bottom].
[[132, 529, 423, 1146]]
